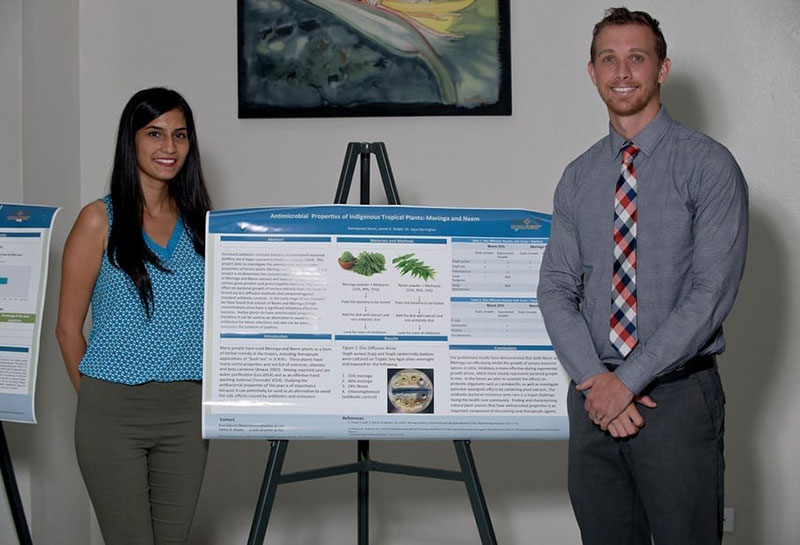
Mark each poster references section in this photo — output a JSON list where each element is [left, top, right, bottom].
[[0, 204, 60, 423], [203, 206, 568, 439]]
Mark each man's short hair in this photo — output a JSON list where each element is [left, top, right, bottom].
[[590, 7, 667, 63]]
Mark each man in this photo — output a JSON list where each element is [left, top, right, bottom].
[[537, 7, 748, 545]]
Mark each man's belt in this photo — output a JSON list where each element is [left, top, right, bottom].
[[605, 354, 717, 385], [652, 354, 716, 385]]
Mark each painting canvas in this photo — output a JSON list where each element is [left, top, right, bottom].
[[238, 0, 511, 117]]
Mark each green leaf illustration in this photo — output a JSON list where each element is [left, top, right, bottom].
[[393, 253, 436, 282]]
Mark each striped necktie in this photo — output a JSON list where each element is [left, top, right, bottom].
[[610, 142, 640, 357]]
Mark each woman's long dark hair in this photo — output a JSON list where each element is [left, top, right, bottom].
[[107, 87, 211, 317]]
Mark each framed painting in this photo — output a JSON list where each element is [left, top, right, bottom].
[[238, 0, 511, 117]]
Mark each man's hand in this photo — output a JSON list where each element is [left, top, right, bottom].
[[577, 372, 635, 428], [606, 395, 658, 437]]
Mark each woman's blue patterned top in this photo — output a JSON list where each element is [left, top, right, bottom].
[[78, 196, 205, 384]]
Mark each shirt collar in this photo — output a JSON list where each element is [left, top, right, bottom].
[[608, 106, 673, 158]]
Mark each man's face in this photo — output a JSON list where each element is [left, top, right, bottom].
[[588, 23, 670, 120]]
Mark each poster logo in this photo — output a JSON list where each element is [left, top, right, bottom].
[[510, 218, 541, 232], [7, 209, 31, 223]]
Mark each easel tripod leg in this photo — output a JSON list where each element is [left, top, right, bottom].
[[247, 440, 289, 545], [334, 143, 360, 204], [373, 143, 401, 205], [0, 423, 32, 545], [454, 440, 498, 545], [358, 440, 370, 545], [359, 150, 371, 205]]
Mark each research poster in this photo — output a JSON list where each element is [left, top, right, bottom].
[[0, 203, 60, 423], [203, 205, 569, 440]]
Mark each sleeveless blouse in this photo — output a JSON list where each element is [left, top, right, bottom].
[[78, 196, 205, 384]]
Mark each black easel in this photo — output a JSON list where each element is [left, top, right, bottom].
[[0, 423, 33, 545], [334, 142, 401, 206], [246, 142, 497, 545]]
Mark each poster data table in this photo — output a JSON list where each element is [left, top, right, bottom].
[[203, 205, 568, 440]]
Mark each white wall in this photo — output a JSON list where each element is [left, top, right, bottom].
[[17, 0, 92, 544], [0, 0, 22, 201], [0, 0, 29, 539], [4, 0, 798, 543]]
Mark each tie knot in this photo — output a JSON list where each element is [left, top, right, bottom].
[[621, 142, 639, 164]]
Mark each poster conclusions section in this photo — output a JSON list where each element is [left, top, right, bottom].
[[203, 205, 568, 439], [0, 203, 60, 423]]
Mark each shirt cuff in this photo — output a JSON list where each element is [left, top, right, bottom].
[[615, 351, 655, 395], [574, 364, 610, 394]]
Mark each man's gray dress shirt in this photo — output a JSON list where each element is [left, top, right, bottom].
[[537, 107, 748, 395]]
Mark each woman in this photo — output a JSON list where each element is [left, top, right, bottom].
[[56, 87, 211, 545]]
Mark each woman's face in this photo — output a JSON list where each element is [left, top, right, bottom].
[[134, 108, 190, 186]]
